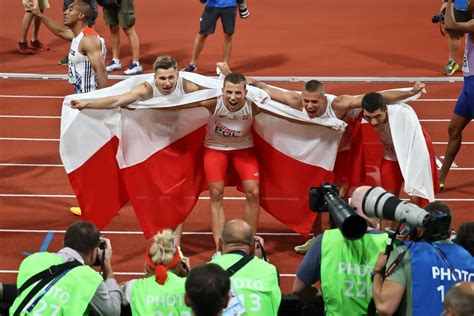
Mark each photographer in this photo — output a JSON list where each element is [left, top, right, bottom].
[[9, 221, 121, 315], [121, 229, 191, 315], [371, 202, 474, 316], [292, 201, 387, 315]]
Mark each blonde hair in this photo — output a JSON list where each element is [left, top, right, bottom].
[[145, 229, 176, 276]]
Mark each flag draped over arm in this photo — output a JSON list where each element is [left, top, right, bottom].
[[60, 73, 346, 237]]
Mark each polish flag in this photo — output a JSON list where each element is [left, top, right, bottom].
[[347, 103, 439, 202], [60, 73, 345, 237]]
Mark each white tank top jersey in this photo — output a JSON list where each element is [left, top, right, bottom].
[[374, 120, 398, 161], [204, 96, 254, 150], [68, 28, 106, 94], [146, 75, 185, 97], [319, 94, 353, 152]]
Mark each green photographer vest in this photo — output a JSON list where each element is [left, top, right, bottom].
[[320, 229, 387, 316], [10, 252, 102, 315], [212, 253, 281, 315], [130, 273, 192, 315]]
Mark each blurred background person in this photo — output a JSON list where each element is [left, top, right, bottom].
[[18, 0, 50, 55]]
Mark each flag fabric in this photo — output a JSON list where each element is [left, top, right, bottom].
[[60, 73, 346, 237], [346, 103, 438, 202]]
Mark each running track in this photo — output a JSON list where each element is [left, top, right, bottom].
[[1, 0, 473, 293]]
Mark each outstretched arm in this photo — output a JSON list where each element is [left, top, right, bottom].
[[333, 81, 426, 111], [29, 5, 74, 41], [81, 36, 107, 89], [71, 83, 151, 110], [445, 0, 474, 33]]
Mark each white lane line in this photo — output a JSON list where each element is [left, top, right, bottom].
[[0, 194, 245, 200], [419, 119, 450, 122], [1, 137, 473, 145], [0, 115, 60, 119], [0, 228, 300, 236], [2, 163, 474, 170], [0, 73, 466, 82], [0, 95, 63, 99], [0, 137, 59, 142], [0, 115, 453, 122], [0, 163, 63, 167], [412, 99, 457, 102], [0, 194, 473, 202]]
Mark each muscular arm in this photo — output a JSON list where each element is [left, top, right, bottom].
[[445, 0, 474, 33], [71, 83, 152, 109], [332, 81, 426, 117], [29, 6, 74, 41], [81, 36, 107, 89], [371, 253, 406, 315], [246, 77, 302, 109], [183, 79, 206, 93]]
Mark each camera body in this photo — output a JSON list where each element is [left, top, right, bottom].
[[309, 183, 367, 240], [93, 238, 107, 266], [432, 7, 446, 24]]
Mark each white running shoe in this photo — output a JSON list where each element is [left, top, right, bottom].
[[124, 62, 143, 75], [106, 59, 122, 72]]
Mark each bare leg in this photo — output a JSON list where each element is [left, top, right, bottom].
[[209, 181, 226, 250], [31, 10, 43, 42], [241, 180, 260, 236], [223, 33, 233, 63], [189, 34, 208, 65], [174, 223, 184, 247], [439, 113, 471, 184], [448, 34, 461, 62], [123, 26, 140, 62], [109, 24, 121, 60], [20, 12, 34, 43]]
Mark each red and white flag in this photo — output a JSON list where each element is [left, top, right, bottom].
[[346, 102, 439, 202], [60, 73, 346, 237]]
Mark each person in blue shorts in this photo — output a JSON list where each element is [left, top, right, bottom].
[[183, 0, 249, 72], [439, 0, 474, 189]]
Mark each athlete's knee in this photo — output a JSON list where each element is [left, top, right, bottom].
[[244, 186, 259, 201], [209, 186, 224, 202]]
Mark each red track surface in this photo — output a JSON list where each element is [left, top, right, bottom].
[[1, 0, 473, 294]]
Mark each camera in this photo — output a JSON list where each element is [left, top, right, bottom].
[[93, 238, 107, 266], [350, 186, 451, 241], [309, 183, 367, 240], [432, 8, 446, 24]]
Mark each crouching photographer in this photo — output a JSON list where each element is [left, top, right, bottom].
[[291, 183, 388, 316], [9, 221, 121, 315], [350, 187, 474, 316]]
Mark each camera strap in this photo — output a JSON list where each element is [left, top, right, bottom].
[[13, 260, 81, 316], [226, 254, 253, 276], [432, 244, 459, 282]]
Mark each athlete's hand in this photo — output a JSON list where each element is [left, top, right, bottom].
[[411, 81, 426, 95], [216, 62, 231, 76], [71, 100, 87, 110]]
